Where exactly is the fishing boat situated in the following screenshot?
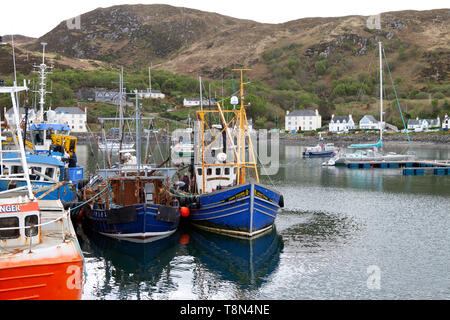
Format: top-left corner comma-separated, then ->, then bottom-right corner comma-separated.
0,42 -> 85,205
322,42 -> 415,166
303,143 -> 338,157
0,82 -> 84,300
79,90 -> 181,242
176,69 -> 284,238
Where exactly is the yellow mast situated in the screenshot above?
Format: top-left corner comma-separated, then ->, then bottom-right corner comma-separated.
232,68 -> 258,184
196,68 -> 259,192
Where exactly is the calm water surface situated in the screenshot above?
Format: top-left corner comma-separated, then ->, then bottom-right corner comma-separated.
75,142 -> 450,300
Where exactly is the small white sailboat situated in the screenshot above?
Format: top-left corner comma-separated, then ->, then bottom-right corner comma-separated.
323,42 -> 415,166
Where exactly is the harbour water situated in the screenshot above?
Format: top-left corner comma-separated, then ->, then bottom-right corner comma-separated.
75,142 -> 450,300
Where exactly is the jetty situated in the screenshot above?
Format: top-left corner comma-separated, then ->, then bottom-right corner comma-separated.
341,160 -> 450,175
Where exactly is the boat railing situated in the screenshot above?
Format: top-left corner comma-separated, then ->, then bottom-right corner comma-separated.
98,167 -> 178,180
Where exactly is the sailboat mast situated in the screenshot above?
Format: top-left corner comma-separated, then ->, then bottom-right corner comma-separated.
119,67 -> 124,138
379,41 -> 383,141
199,76 -> 203,111
149,63 -> 152,92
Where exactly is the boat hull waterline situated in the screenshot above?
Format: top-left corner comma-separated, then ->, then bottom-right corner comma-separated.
190,183 -> 282,237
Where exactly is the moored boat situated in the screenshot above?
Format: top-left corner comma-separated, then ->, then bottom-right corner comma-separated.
79,89 -> 181,242
0,81 -> 84,300
176,69 -> 284,237
303,143 -> 338,158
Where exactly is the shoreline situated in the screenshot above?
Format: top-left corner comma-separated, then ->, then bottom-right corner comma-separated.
70,131 -> 450,146
278,132 -> 450,146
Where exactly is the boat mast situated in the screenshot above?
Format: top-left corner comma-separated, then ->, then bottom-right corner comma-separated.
199,76 -> 203,111
34,42 -> 52,122
135,90 -> 141,173
119,67 -> 124,138
232,68 -> 258,184
379,41 -> 383,142
148,63 -> 152,93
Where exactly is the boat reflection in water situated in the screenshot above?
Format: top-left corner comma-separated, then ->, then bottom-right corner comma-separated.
78,226 -> 180,298
187,226 -> 284,289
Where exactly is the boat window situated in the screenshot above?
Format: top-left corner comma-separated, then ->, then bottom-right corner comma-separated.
45,167 -> 55,179
0,217 -> 20,239
30,167 -> 42,181
25,215 -> 39,237
11,166 -> 24,174
216,168 -> 221,175
225,168 -> 230,175
33,131 -> 45,146
197,168 -> 202,176
207,168 -> 212,176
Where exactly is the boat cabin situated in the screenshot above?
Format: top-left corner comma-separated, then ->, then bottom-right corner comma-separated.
194,165 -> 237,194
0,153 -> 63,183
0,201 -> 40,248
29,123 -> 72,155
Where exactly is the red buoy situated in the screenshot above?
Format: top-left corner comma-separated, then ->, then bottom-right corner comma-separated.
180,207 -> 190,218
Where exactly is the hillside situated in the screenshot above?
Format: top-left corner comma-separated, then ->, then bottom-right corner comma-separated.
0,5 -> 448,128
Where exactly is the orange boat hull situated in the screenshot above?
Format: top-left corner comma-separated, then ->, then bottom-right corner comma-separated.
0,244 -> 84,300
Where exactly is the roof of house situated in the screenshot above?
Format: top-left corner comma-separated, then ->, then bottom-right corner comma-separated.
331,115 -> 350,123
360,115 -> 378,123
5,107 -> 30,115
407,118 -> 440,126
286,110 -> 317,117
407,119 -> 421,126
55,107 -> 85,114
425,119 -> 440,127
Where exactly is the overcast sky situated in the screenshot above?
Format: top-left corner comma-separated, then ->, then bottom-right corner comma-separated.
1,0 -> 448,38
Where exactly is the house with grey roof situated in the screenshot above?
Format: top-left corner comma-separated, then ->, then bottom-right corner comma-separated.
4,107 -> 37,125
137,89 -> 165,99
359,115 -> 380,130
183,98 -> 217,108
54,107 -> 87,133
285,109 -> 322,132
329,114 -> 355,133
407,116 -> 440,132
94,90 -> 127,105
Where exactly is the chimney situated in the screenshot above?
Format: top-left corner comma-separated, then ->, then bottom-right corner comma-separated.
286,110 -> 290,115
315,109 -> 319,116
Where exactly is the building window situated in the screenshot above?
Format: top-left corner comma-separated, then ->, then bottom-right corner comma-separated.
207,168 -> 212,176
197,168 -> 202,176
216,168 -> 221,175
224,168 -> 230,175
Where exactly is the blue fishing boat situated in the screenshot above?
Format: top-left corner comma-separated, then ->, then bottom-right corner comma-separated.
0,43 -> 85,204
79,89 -> 181,242
0,152 -> 83,203
176,69 -> 284,237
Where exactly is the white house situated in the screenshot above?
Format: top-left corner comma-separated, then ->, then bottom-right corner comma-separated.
54,107 -> 88,133
407,117 -> 440,132
329,114 -> 355,133
359,115 -> 380,130
443,114 -> 449,129
285,109 -> 322,132
4,107 -> 37,125
183,98 -> 217,108
137,89 -> 165,99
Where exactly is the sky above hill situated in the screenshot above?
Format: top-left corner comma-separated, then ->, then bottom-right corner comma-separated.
1,0 -> 448,38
